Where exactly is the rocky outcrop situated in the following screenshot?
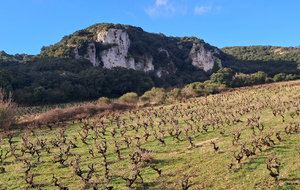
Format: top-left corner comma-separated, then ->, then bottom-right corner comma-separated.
97,29 -> 155,72
97,29 -> 131,68
73,43 -> 100,67
133,55 -> 154,72
72,29 -> 155,72
189,43 -> 222,72
84,43 -> 100,67
158,47 -> 170,58
73,28 -> 222,74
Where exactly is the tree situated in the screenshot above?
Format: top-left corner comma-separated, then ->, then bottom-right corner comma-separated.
210,68 -> 233,86
33,86 -> 47,103
139,87 -> 166,105
0,70 -> 15,92
250,71 -> 267,85
97,97 -> 111,105
231,73 -> 251,87
167,88 -> 183,101
211,61 -> 221,73
183,82 -> 205,97
118,92 -> 139,104
273,73 -> 286,82
60,81 -> 74,99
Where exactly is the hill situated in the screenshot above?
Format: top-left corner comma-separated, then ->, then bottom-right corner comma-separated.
221,46 -> 300,77
0,23 -> 223,105
38,23 -> 222,75
0,23 -> 300,105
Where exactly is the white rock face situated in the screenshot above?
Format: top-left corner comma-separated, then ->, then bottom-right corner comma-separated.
134,55 -> 155,72
189,43 -> 222,72
158,47 -> 170,58
97,29 -> 154,72
73,47 -> 80,60
73,43 -> 100,67
84,43 -> 100,67
73,29 -> 221,74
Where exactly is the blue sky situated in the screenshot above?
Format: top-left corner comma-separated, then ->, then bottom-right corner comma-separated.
1,0 -> 299,55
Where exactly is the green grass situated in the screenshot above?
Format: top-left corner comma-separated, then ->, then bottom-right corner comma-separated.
1,81 -> 300,189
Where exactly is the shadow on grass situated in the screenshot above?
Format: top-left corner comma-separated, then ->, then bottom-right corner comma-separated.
57,163 -> 70,168
241,155 -> 268,170
280,178 -> 300,186
264,145 -> 291,154
135,182 -> 157,190
281,178 -> 300,181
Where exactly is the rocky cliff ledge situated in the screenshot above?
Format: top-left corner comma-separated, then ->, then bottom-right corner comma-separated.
98,29 -> 154,72
73,29 -> 154,72
189,43 -> 222,72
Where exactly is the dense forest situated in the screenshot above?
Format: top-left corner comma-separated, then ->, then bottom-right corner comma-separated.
0,51 -> 209,105
0,24 -> 300,105
221,46 -> 300,76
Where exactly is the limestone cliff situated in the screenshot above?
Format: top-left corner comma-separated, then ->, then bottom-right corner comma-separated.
189,43 -> 222,72
76,29 -> 221,74
73,43 -> 100,67
43,23 -> 222,75
73,29 -> 154,72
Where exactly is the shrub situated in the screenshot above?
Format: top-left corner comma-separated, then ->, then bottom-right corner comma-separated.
285,74 -> 298,81
217,84 -> 227,91
231,73 -> 252,87
250,71 -> 267,84
210,68 -> 233,86
204,83 -> 220,94
139,87 -> 166,106
182,82 -> 205,98
166,88 -> 183,103
182,81 -> 225,98
139,93 -> 151,105
265,77 -> 274,83
29,103 -> 135,127
273,73 -> 286,82
118,92 -> 139,104
182,87 -> 197,98
0,90 -> 17,131
97,97 -> 111,106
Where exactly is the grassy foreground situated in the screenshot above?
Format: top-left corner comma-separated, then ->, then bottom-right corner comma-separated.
1,81 -> 300,189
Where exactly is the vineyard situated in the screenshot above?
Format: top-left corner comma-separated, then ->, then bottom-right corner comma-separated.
15,100 -> 99,116
1,81 -> 300,189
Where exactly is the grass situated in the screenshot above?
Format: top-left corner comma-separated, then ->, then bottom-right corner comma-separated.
1,80 -> 300,189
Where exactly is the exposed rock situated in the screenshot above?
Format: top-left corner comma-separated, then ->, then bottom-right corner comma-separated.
73,43 -> 100,67
134,55 -> 154,72
84,43 -> 100,67
72,28 -> 222,74
189,43 -> 222,72
97,29 -> 155,72
73,47 -> 80,60
97,29 -> 130,69
158,48 -> 170,58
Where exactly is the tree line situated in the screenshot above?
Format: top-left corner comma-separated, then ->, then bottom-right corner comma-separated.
0,54 -> 210,105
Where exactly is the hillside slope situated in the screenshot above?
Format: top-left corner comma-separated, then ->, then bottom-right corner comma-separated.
38,23 -> 222,75
221,46 -> 300,76
2,80 -> 300,189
